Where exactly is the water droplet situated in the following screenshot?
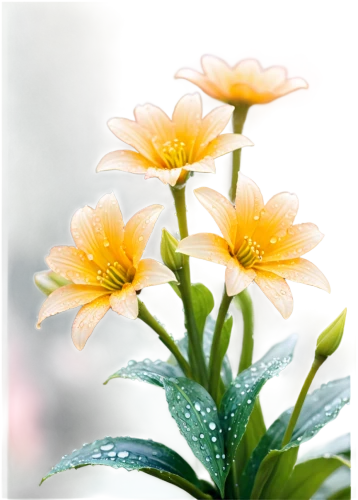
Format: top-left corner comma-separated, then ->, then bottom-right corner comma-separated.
194,403 -> 201,411
247,400 -> 252,404
209,422 -> 216,430
138,236 -> 144,242
270,237 -> 278,244
199,434 -> 204,439
117,451 -> 129,458
91,453 -> 101,459
101,444 -> 114,451
108,451 -> 116,457
185,412 -> 190,419
211,437 -> 217,442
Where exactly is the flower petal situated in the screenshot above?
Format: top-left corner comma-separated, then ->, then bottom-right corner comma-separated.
124,205 -> 163,266
252,192 -> 299,251
177,233 -> 231,266
234,59 -> 262,82
262,223 -> 324,262
144,167 -> 182,186
134,103 -> 173,143
204,133 -> 253,159
107,118 -> 158,163
254,270 -> 293,319
37,285 -> 109,328
71,295 -> 110,350
110,285 -> 138,319
184,157 -> 216,173
132,258 -> 176,291
172,93 -> 202,144
195,105 -> 235,156
201,55 -> 233,93
175,67 -> 223,98
225,258 -> 256,296
96,150 -> 153,174
46,246 -> 100,285
256,258 -> 330,293
235,173 -> 264,250
275,77 -> 309,96
194,187 -> 236,250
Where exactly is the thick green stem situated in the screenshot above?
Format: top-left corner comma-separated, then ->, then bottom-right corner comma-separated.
170,185 -> 208,388
236,289 -> 254,374
281,355 -> 327,447
229,103 -> 250,202
208,289 -> 233,404
137,299 -> 192,379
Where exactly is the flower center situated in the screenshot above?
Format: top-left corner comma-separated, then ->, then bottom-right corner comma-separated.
159,139 -> 187,169
96,262 -> 130,291
236,236 -> 264,268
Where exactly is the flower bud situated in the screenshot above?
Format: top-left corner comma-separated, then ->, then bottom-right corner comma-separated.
315,308 -> 347,358
160,229 -> 183,272
34,270 -> 71,296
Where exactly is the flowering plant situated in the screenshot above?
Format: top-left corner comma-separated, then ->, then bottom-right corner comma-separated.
35,56 -> 350,499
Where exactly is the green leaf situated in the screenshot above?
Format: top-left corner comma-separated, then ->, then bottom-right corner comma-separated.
104,359 -> 183,387
163,376 -> 226,496
218,315 -> 233,360
313,467 -> 351,499
281,455 -> 350,500
219,334 -> 297,472
40,436 -> 211,498
301,433 -> 350,461
242,376 -> 350,499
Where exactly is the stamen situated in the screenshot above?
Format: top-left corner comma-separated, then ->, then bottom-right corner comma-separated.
154,138 -> 188,169
236,238 -> 264,268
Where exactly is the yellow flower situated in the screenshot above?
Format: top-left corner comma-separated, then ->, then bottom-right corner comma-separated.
37,193 -> 176,350
177,174 -> 329,319
96,93 -> 253,186
175,55 -> 308,106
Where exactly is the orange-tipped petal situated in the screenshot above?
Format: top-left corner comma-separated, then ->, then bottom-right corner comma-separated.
196,105 -> 234,154
184,157 -> 216,173
110,285 -> 138,319
96,150 -> 153,174
205,133 -> 253,159
262,223 -> 324,262
194,187 -> 237,250
36,285 -> 109,328
175,68 -> 222,100
144,167 -> 183,186
172,93 -> 202,143
252,192 -> 299,251
225,258 -> 256,296
132,258 -> 176,291
235,173 -> 264,249
134,103 -> 173,143
256,258 -> 330,293
46,246 -> 100,285
254,270 -> 293,319
124,205 -> 163,266
177,233 -> 231,266
71,295 -> 110,350
107,118 -> 158,163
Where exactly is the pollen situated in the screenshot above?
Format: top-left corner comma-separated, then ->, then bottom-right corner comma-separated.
158,138 -> 187,169
96,262 -> 129,291
236,238 -> 264,268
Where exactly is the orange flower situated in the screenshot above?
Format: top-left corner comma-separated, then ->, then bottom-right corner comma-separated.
177,174 -> 329,319
96,93 -> 253,186
37,194 -> 175,349
175,56 -> 308,106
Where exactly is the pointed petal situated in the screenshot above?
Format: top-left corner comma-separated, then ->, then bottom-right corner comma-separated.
254,270 -> 293,319
275,77 -> 309,96
172,93 -> 202,143
225,258 -> 256,296
107,118 -> 158,163
204,133 -> 253,159
234,59 -> 262,81
71,295 -> 110,350
262,223 -> 324,262
196,105 -> 235,155
46,246 -> 101,285
134,103 -> 173,143
124,205 -> 163,266
110,285 -> 138,319
195,187 -> 236,249
144,167 -> 182,186
256,258 -> 330,293
96,150 -> 153,174
71,205 -> 116,270
177,233 -> 231,266
132,258 -> 176,291
36,285 -> 109,328
252,192 -> 299,251
184,157 -> 216,173
175,68 -> 222,100
201,55 -> 233,92
96,191 -> 124,255
235,173 -> 264,249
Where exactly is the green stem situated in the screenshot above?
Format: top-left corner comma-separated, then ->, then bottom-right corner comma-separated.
281,355 -> 327,447
208,288 -> 233,404
236,289 -> 254,374
170,185 -> 208,388
137,299 -> 192,379
229,103 -> 250,202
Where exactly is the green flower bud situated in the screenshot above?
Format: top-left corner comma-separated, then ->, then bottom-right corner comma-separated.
34,270 -> 72,296
160,229 -> 183,272
315,308 -> 347,358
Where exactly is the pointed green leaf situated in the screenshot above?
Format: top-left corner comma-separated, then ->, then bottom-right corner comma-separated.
104,359 -> 183,387
242,376 -> 350,499
163,376 -> 226,496
219,334 -> 297,472
281,455 -> 350,500
313,467 -> 351,499
301,433 -> 350,462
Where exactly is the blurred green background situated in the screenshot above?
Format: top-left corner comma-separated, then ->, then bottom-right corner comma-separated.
2,3 -> 352,499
